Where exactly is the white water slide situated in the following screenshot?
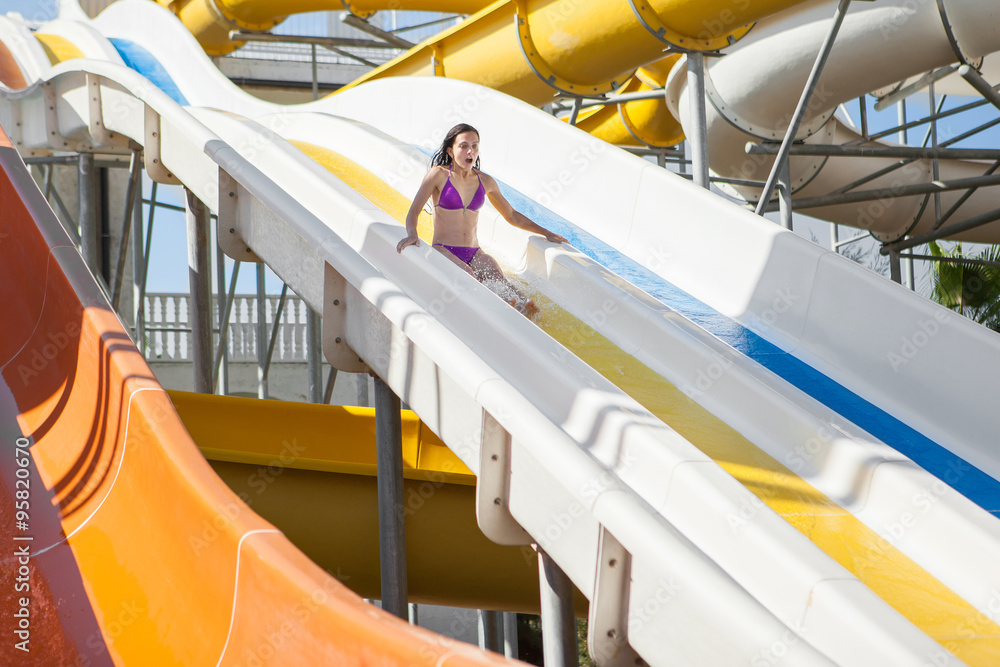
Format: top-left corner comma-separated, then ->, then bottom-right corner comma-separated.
2,0 -> 1000,664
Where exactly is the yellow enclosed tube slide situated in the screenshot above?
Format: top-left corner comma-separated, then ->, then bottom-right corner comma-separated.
340,0 -> 792,105
574,59 -> 684,148
156,0 -> 494,55
163,0 -> 811,98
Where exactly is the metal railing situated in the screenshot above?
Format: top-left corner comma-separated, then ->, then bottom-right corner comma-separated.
142,292 -> 310,363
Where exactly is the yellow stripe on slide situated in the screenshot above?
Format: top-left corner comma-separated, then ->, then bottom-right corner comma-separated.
290,140 -> 1000,663
34,33 -> 85,65
540,310 -> 1000,664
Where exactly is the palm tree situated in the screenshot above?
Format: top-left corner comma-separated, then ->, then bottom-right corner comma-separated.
928,241 -> 1000,332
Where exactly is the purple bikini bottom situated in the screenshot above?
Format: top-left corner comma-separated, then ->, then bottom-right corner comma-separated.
433,243 -> 479,266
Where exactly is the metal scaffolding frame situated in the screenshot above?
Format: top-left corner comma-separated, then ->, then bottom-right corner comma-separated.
742,60 -> 1000,285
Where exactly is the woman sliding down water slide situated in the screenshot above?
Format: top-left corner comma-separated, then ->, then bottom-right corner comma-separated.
397,123 -> 567,318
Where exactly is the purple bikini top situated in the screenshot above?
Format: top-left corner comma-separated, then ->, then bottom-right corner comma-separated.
436,164 -> 486,212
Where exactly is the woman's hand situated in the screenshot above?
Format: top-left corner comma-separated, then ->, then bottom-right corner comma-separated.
543,230 -> 568,244
397,233 -> 420,253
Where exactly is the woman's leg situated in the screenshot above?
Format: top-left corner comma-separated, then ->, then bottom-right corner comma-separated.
471,251 -> 538,317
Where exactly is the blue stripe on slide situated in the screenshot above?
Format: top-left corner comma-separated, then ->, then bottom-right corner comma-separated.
107,38 -> 188,106
493,176 -> 1000,517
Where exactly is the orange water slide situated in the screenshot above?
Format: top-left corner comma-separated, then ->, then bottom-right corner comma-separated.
0,123 -> 519,665
0,38 -> 27,89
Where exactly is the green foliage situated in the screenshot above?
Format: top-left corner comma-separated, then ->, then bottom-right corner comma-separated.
576,619 -> 597,667
928,241 -> 1000,332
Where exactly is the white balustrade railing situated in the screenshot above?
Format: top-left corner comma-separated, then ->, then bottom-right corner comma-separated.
142,293 -> 311,363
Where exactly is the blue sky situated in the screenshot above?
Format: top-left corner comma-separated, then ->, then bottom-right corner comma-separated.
1,0 -> 56,22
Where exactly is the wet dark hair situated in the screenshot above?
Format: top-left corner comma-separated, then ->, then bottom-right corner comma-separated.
431,123 -> 481,169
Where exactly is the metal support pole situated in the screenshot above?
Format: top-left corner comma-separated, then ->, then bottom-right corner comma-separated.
503,611 -> 519,659
98,165 -> 110,283
215,237 -> 230,395
131,165 -> 145,353
929,82 -> 941,225
889,248 -> 902,284
873,65 -> 957,112
260,284 -> 289,384
858,95 -> 869,140
568,97 -> 583,126
882,206 -> 1000,252
78,152 -> 100,273
256,263 -> 269,399
40,164 -> 79,243
311,43 -> 319,101
577,88 -> 667,109
777,157 -> 793,230
137,182 -> 157,360
749,142 -> 1000,161
959,65 -> 1000,114
867,94 -> 992,143
538,549 -> 577,667
228,29 -> 396,50
186,188 -> 213,393
111,150 -> 141,311
835,231 -> 871,249
323,368 -> 338,404
830,222 -> 840,253
479,610 -> 504,653
755,0 -> 852,215
897,98 -> 907,145
686,53 -> 710,189
341,13 -> 415,48
828,109 -> 994,199
901,253 -> 1000,269
757,172 -> 1000,212
374,376 -> 408,620
936,159 -> 1000,231
212,261 -> 241,392
358,374 -> 370,406
307,307 -> 323,403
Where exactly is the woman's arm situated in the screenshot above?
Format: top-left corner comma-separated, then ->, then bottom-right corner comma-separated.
483,174 -> 568,244
397,168 -> 442,253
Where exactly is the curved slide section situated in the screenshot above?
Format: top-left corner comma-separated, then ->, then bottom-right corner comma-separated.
666,0 -> 1000,242
0,125 -> 513,665
334,0 -> 790,106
